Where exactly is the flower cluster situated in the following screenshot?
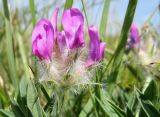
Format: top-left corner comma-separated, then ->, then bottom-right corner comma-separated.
32,8 -> 105,86
126,23 -> 140,49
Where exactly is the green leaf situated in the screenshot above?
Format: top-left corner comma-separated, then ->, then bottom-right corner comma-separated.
95,90 -> 126,117
17,93 -> 33,117
95,97 -> 119,117
136,89 -> 160,117
106,99 -> 126,117
19,76 -> 29,98
107,0 -> 138,83
79,98 -> 93,117
143,80 -> 157,101
137,108 -> 148,117
10,98 -> 25,117
0,109 -> 15,117
100,0 -> 110,39
17,77 -> 32,116
128,90 -> 136,111
126,106 -> 134,117
50,99 -> 58,117
27,80 -> 44,117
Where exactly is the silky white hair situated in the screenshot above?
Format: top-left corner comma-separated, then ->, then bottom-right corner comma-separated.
37,47 -> 99,90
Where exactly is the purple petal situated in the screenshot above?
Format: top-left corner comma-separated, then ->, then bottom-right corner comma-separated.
88,26 -> 100,61
57,31 -> 66,53
37,39 -> 49,60
62,8 -> 85,49
32,19 -> 54,60
32,39 -> 42,60
86,26 -> 106,67
99,42 -> 106,60
126,23 -> 140,49
130,23 -> 140,43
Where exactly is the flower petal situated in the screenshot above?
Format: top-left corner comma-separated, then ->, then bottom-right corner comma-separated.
99,42 -> 106,60
37,38 -> 49,60
126,23 -> 140,49
88,26 -> 100,61
130,23 -> 140,43
32,19 -> 54,60
85,26 -> 106,67
62,8 -> 85,49
57,31 -> 66,53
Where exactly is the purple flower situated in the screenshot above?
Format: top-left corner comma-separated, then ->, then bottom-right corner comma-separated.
57,31 -> 66,54
86,26 -> 106,66
32,19 -> 54,61
50,8 -> 68,59
32,8 -> 107,85
126,23 -> 140,49
32,7 -> 106,65
62,8 -> 85,49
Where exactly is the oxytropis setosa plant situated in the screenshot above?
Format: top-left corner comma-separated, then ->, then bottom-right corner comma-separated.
32,8 -> 105,87
126,23 -> 140,49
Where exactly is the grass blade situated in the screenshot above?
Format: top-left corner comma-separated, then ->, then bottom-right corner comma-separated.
81,0 -> 89,27
100,0 -> 110,39
143,79 -> 157,101
107,0 -> 138,83
29,0 -> 37,78
16,33 -> 30,78
29,0 -> 36,26
10,98 -> 25,117
79,98 -> 93,117
64,0 -> 73,9
2,0 -> 18,91
136,89 -> 160,117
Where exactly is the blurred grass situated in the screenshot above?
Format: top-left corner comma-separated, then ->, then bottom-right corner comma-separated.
81,0 -> 89,27
2,0 -> 18,91
100,0 -> 110,39
16,32 -> 30,78
29,0 -> 36,26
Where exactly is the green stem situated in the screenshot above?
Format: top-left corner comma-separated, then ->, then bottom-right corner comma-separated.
107,0 -> 138,83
